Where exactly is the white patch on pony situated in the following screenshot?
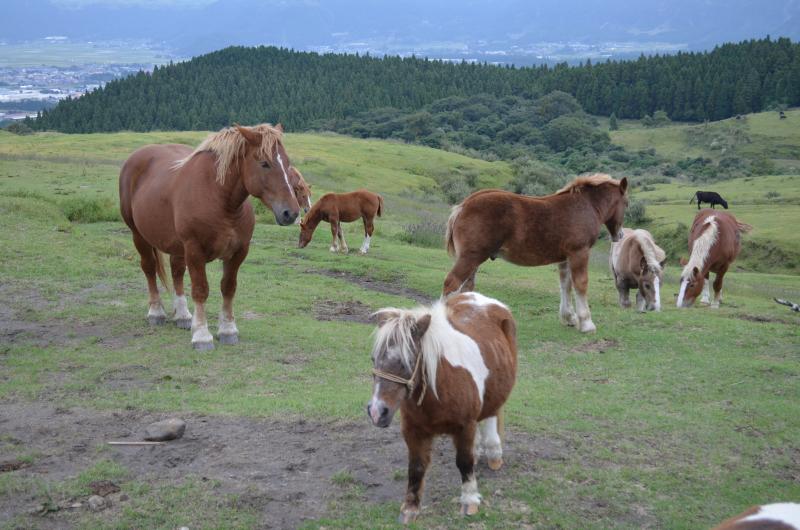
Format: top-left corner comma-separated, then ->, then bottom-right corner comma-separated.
172,295 -> 191,320
676,278 -> 688,308
191,311 -> 213,345
148,304 -> 166,319
276,153 -> 293,197
462,292 -> 509,310
711,289 -> 722,309
460,475 -> 481,506
360,234 -> 371,254
478,417 -> 502,461
368,381 -> 385,424
218,313 -> 238,336
653,276 -> 661,311
741,503 -> 800,527
573,291 -> 596,333
701,281 -> 711,304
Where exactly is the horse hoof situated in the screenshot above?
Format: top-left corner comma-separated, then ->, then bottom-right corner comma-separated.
148,315 -> 166,326
192,340 -> 214,351
218,333 -> 239,345
488,457 -> 503,471
710,302 -> 720,309
579,321 -> 597,333
460,503 -> 479,516
174,318 -> 192,330
398,509 -> 419,524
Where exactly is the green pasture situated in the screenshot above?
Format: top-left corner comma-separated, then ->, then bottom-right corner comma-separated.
0,130 -> 798,529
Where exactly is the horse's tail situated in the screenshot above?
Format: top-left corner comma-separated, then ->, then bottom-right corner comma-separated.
737,221 -> 753,234
445,203 -> 463,257
376,195 -> 384,217
153,249 -> 171,292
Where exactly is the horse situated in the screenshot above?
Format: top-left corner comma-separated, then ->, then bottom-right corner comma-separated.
610,228 -> 666,312
712,503 -> 800,530
691,191 -> 729,209
367,291 -> 517,523
298,189 -> 383,254
119,123 -> 300,350
443,174 -> 628,333
677,209 -> 751,309
288,166 -> 312,223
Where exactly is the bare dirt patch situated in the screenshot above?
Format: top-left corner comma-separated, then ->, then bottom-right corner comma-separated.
735,313 -> 795,325
572,339 -> 620,354
0,459 -> 30,473
313,300 -> 375,324
0,402 -> 569,529
310,269 -> 433,304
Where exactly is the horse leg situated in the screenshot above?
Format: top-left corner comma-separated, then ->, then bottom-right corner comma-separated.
711,266 -> 727,309
185,244 -> 213,350
329,219 -> 339,253
218,247 -> 247,345
616,282 -> 631,309
569,251 -> 596,333
400,427 -> 433,524
337,222 -> 349,253
131,231 -> 166,325
701,272 -> 711,304
170,254 -> 192,329
478,416 -> 503,470
360,216 -> 373,254
443,256 -> 481,295
635,290 -> 646,312
558,261 -> 578,326
453,422 -> 480,516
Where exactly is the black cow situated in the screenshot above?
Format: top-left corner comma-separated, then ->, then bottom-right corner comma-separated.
690,191 -> 728,209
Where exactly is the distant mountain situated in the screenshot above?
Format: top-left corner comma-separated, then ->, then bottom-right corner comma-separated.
31,38 -> 800,133
5,0 -> 800,63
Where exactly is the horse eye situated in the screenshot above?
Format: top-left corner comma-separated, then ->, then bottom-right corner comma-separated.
260,161 -> 271,169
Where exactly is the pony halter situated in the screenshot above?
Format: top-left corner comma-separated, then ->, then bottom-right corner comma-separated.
372,350 -> 428,406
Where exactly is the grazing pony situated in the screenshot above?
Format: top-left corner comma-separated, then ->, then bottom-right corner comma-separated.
610,228 -> 666,311
712,503 -> 800,530
367,292 -> 517,523
288,166 -> 312,223
677,209 -> 751,309
444,174 -> 628,333
119,124 -> 300,350
298,189 -> 383,254
691,190 -> 729,209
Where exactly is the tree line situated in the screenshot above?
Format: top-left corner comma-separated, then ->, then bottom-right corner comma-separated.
29,37 -> 800,133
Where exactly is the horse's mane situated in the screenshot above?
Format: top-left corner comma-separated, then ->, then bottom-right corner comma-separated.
372,299 -> 480,400
173,123 -> 283,185
630,229 -> 666,273
556,173 -> 621,195
682,216 -> 719,277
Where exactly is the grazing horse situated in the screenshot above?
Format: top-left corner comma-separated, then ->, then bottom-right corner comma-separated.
712,503 -> 800,530
298,189 -> 383,254
677,209 -> 751,309
367,292 -> 517,523
443,174 -> 628,333
119,123 -> 300,350
610,228 -> 666,312
691,191 -> 729,209
288,166 -> 312,223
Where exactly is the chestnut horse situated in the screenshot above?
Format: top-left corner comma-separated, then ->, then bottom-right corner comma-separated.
677,209 -> 751,309
288,166 -> 312,223
610,228 -> 666,312
368,292 -> 517,523
444,174 -> 628,333
298,189 -> 383,254
712,503 -> 800,530
119,123 -> 300,350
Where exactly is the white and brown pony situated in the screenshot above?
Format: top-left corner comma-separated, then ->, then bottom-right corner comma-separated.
610,228 -> 666,312
298,189 -> 383,254
677,209 -> 751,309
444,174 -> 628,333
288,166 -> 312,223
367,292 -> 517,523
712,503 -> 800,530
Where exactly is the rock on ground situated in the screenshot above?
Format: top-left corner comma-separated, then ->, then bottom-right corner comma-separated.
144,418 -> 186,441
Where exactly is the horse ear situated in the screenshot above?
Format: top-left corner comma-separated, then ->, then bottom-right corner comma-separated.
679,257 -> 688,266
373,309 -> 400,327
412,314 -> 432,340
619,177 -> 628,194
275,123 -> 284,132
660,259 -> 667,269
640,256 -> 648,272
234,124 -> 262,147
691,266 -> 700,279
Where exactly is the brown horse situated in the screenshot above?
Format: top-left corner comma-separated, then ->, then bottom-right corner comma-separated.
610,228 -> 666,312
298,189 -> 383,254
288,166 -> 312,223
368,292 -> 517,523
712,503 -> 800,530
677,209 -> 751,309
444,174 -> 628,333
119,123 -> 300,350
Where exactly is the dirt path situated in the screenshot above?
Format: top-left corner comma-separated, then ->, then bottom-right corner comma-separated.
0,402 -> 568,529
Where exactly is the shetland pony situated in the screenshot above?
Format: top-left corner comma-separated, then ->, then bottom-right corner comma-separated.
444,174 -> 628,333
712,503 -> 800,530
610,228 -> 666,311
367,292 -> 517,523
298,189 -> 383,254
119,124 -> 300,350
677,209 -> 751,308
288,166 -> 312,223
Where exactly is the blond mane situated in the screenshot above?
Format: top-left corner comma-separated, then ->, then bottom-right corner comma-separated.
631,229 -> 666,273
556,173 -> 621,195
682,216 -> 719,278
173,123 -> 284,184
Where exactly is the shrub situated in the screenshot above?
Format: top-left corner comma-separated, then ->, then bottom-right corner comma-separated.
60,197 -> 120,223
506,158 -> 567,196
765,190 -> 781,199
399,216 -> 446,248
5,121 -> 33,135
624,199 -> 649,225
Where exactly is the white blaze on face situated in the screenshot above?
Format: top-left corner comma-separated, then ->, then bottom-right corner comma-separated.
676,278 -> 688,308
653,276 -> 661,311
275,153 -> 293,196
368,381 -> 385,424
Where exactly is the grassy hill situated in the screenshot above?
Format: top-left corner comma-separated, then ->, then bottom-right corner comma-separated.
0,129 -> 798,529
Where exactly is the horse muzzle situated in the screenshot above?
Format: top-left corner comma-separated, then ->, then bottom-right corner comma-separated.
366,401 -> 394,428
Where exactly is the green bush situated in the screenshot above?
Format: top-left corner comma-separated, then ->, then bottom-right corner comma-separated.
60,197 -> 120,223
5,121 -> 34,135
624,199 -> 649,225
506,158 -> 567,196
399,216 -> 446,248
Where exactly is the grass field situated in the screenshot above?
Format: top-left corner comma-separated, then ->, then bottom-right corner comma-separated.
0,127 -> 799,529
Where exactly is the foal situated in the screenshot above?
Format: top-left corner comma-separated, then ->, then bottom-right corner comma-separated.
288,166 -> 312,223
610,228 -> 666,311
298,189 -> 383,254
368,292 -> 517,523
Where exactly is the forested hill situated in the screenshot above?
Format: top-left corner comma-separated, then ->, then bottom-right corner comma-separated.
32,37 -> 800,133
